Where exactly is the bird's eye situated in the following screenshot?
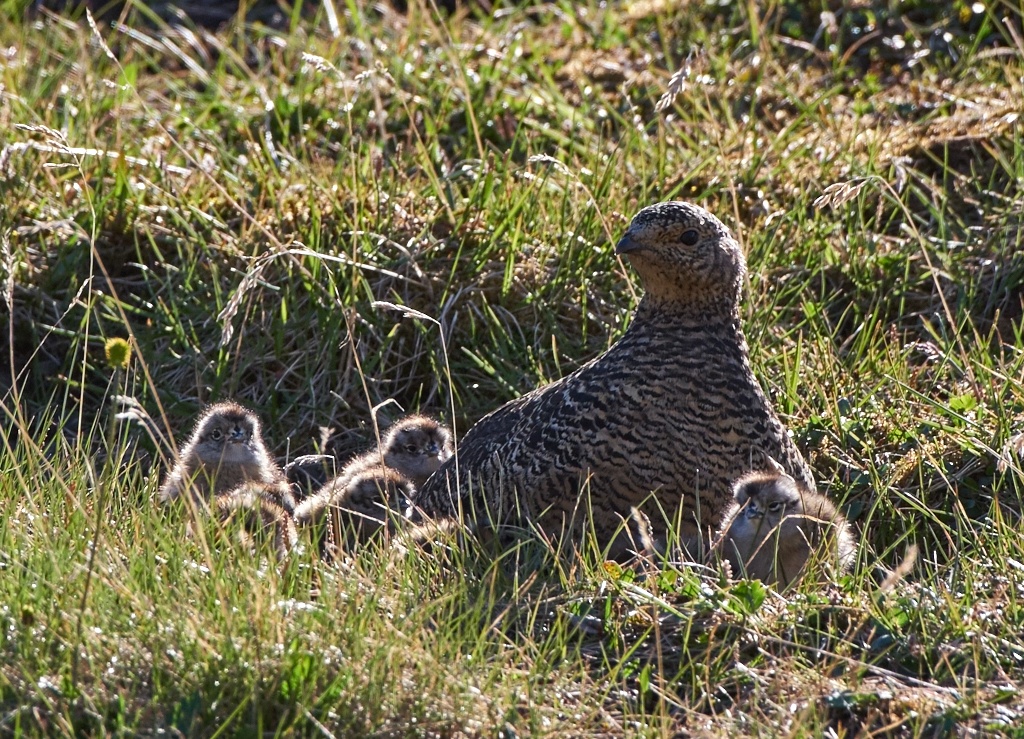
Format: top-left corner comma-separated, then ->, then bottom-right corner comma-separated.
209,429 -> 223,441
404,444 -> 419,454
681,229 -> 700,246
767,501 -> 783,513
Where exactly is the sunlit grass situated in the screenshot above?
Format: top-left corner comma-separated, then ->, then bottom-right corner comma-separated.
2,0 -> 1024,734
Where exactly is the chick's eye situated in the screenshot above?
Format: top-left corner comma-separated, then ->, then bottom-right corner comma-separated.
404,444 -> 419,454
681,229 -> 700,246
209,429 -> 223,441
767,502 -> 783,513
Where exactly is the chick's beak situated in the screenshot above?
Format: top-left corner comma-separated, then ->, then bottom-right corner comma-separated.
229,426 -> 247,442
615,232 -> 642,254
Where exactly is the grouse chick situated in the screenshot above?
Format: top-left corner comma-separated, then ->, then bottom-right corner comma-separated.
323,467 -> 417,552
714,471 -> 855,587
372,413 -> 454,487
214,482 -> 300,561
409,201 -> 816,559
294,414 -> 452,554
284,454 -> 338,504
158,401 -> 295,513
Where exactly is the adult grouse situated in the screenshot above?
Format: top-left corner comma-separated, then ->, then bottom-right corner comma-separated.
409,201 -> 815,558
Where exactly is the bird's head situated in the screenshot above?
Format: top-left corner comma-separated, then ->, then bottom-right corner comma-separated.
382,415 -> 454,484
191,401 -> 264,465
732,470 -> 802,527
615,201 -> 746,319
349,467 -> 417,516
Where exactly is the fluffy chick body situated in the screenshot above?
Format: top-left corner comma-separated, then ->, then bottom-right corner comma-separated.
323,467 -> 417,551
158,401 -> 295,513
715,471 -> 855,587
214,482 -> 299,560
294,415 -> 452,554
284,454 -> 338,504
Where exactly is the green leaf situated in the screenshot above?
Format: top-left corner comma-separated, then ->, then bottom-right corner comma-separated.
725,580 -> 767,616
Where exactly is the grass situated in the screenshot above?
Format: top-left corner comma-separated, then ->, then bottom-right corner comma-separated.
2,0 -> 1024,734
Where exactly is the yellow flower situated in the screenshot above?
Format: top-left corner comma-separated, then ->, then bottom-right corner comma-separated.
104,338 -> 131,369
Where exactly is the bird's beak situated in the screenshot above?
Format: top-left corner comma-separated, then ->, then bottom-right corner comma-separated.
615,232 -> 642,254
745,507 -> 763,520
229,427 -> 247,442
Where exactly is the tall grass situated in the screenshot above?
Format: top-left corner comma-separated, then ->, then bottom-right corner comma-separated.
2,0 -> 1024,734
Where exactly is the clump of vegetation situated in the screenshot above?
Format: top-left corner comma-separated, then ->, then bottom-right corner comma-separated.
1,0 -> 1023,734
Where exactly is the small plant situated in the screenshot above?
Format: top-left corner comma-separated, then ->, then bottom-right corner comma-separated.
103,337 -> 131,370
